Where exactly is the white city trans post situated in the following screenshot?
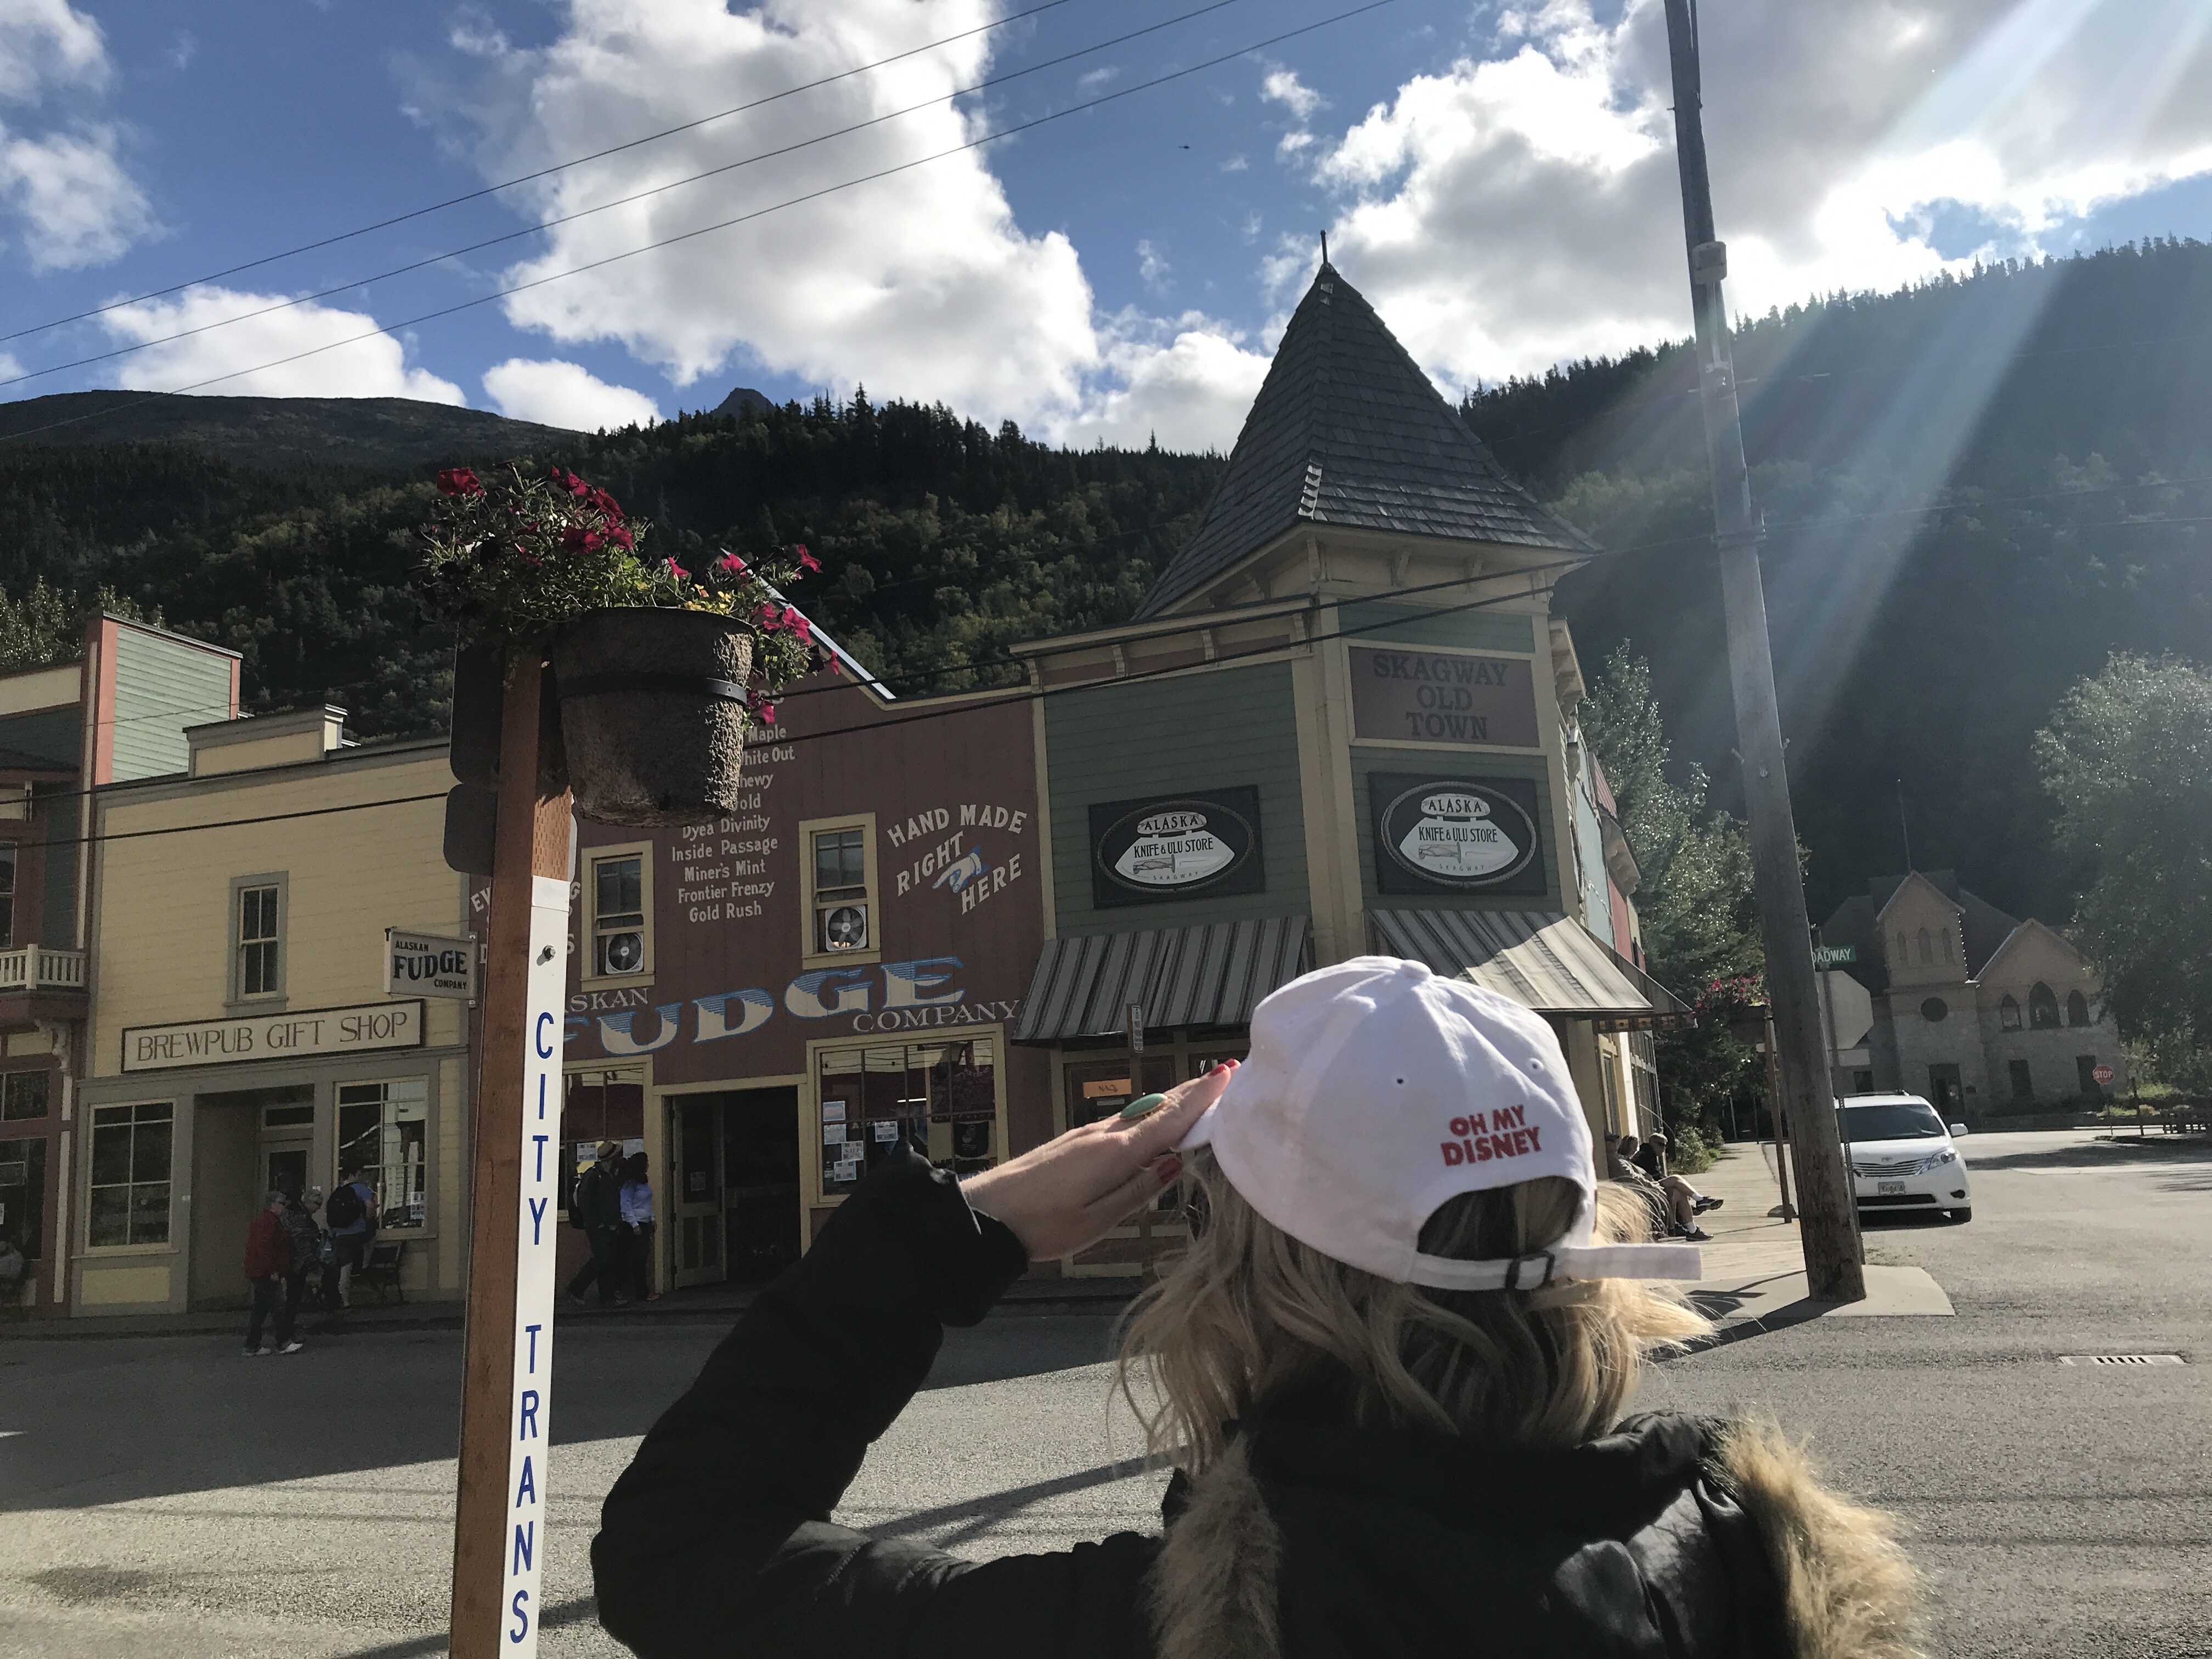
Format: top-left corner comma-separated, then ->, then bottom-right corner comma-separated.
502,874 -> 571,1650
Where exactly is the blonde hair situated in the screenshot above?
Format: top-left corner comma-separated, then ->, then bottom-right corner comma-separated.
1116,1150 -> 1709,1470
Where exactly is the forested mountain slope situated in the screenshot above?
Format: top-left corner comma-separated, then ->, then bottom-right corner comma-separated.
0,238 -> 2205,927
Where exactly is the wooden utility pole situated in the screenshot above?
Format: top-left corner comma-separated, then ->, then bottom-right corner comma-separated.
1660,0 -> 1861,1298
450,659 -> 573,1657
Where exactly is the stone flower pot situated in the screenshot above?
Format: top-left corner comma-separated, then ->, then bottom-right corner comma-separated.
550,607 -> 754,826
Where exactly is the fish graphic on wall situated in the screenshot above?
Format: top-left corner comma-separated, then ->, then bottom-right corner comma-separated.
932,849 -> 989,894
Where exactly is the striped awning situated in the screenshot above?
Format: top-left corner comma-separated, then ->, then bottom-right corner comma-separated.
1014,916 -> 1310,1043
1367,908 -> 1692,1028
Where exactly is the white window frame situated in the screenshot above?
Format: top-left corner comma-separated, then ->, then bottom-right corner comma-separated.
334,1076 -> 431,1233
798,814 -> 879,968
84,1098 -> 176,1252
581,842 -> 654,988
228,871 -> 288,1006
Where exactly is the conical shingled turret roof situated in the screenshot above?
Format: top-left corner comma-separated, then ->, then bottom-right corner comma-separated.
1137,263 -> 1591,617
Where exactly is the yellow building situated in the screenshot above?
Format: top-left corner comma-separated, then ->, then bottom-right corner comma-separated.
73,707 -> 470,1315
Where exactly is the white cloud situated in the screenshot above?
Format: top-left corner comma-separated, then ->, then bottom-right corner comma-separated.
1304,0 -> 2212,389
482,358 -> 662,430
1259,67 -> 1324,122
0,0 -> 109,104
100,285 -> 466,403
1136,238 -> 1169,291
432,0 -> 1100,428
1076,64 -> 1118,92
0,122 -> 151,269
0,0 -> 153,269
1062,311 -> 1268,452
1220,153 -> 1248,173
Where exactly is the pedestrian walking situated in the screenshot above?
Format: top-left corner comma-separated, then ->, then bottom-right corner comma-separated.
280,1187 -> 325,1323
242,1191 -> 302,1356
323,1162 -> 379,1310
567,1140 -> 629,1307
594,957 -> 1921,1658
620,1151 -> 659,1303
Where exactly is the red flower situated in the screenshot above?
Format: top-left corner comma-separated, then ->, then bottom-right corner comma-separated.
563,470 -> 589,498
755,702 -> 775,723
667,560 -> 690,581
560,526 -> 603,554
608,524 -> 634,552
589,486 -> 624,520
795,544 -> 820,573
718,552 -> 747,575
755,601 -> 781,627
780,606 -> 811,645
436,467 -> 483,497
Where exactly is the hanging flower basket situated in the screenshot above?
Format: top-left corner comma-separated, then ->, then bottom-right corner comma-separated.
550,608 -> 755,826
417,461 -> 827,826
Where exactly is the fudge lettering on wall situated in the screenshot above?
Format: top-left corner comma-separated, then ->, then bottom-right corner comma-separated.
1370,774 -> 1546,896
1087,787 -> 1265,909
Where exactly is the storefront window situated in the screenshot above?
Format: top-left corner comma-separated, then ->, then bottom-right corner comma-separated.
88,1102 -> 171,1246
337,1079 -> 428,1229
0,1135 -> 44,1261
817,1039 -> 997,1192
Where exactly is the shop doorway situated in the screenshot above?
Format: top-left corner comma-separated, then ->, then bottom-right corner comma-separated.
667,1088 -> 801,1289
1926,1063 -> 1963,1117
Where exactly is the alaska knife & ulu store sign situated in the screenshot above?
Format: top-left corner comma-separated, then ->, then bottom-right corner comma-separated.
1371,774 -> 1544,895
1089,786 -> 1265,907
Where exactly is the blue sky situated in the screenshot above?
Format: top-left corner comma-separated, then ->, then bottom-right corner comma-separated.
2,0 -> 2209,448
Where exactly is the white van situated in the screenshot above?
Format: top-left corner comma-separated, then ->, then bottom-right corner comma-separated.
1837,1093 -> 1973,1223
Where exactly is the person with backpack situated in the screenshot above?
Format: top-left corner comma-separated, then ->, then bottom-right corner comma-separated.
567,1140 -> 630,1308
324,1162 -> 378,1310
594,957 -> 1922,1659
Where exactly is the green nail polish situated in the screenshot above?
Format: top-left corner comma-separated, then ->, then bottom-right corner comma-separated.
1120,1092 -> 1167,1119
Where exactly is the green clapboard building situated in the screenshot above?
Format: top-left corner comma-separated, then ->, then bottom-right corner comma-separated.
1011,263 -> 1685,1269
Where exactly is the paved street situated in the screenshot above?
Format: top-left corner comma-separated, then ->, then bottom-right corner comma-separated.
3,1128 -> 2208,1657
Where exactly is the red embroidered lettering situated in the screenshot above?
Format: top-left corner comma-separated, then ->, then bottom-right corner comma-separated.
1441,1141 -> 1466,1166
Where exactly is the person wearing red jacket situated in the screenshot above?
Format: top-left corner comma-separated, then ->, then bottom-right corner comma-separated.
243,1192 -> 303,1357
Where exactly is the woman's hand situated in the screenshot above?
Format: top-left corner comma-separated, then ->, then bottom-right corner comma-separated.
961,1063 -> 1234,1261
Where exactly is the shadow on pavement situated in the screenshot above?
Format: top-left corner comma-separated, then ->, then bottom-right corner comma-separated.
1962,1137 -> 2211,1172
0,1315 -> 1124,1513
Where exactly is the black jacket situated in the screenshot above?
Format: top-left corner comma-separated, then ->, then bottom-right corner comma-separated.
575,1160 -> 625,1232
592,1152 -> 1790,1659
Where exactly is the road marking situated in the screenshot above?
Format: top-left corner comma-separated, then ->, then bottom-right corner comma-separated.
2057,1354 -> 2186,1365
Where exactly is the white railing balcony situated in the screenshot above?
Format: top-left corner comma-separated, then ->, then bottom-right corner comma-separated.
0,947 -> 87,992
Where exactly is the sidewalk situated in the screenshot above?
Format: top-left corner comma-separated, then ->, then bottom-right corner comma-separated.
1680,1142 -> 1952,1327
0,1267 -> 1141,1342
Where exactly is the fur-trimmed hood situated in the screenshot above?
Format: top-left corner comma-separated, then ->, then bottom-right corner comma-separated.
1150,1413 -> 1923,1659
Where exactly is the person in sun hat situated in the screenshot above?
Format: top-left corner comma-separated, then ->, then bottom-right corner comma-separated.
593,955 -> 1923,1659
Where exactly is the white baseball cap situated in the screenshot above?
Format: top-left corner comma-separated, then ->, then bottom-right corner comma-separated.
1178,956 -> 1701,1291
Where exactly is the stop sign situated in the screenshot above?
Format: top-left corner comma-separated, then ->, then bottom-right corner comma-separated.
2094,1064 -> 2115,1085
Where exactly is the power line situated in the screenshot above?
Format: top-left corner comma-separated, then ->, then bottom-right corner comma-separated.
71,552 -> 1564,847
0,0 -> 1406,446
0,0 -> 1251,396
0,0 -> 1081,351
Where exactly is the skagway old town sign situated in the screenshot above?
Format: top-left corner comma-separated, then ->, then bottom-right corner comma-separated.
1348,646 -> 1540,748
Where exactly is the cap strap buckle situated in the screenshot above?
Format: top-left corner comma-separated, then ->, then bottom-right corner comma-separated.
1500,1252 -> 1556,1290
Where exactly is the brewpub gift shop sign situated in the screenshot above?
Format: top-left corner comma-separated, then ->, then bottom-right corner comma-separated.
123,1000 -> 424,1071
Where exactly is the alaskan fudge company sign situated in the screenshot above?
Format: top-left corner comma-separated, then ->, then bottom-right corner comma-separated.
123,1001 -> 425,1072
1348,647 -> 1540,748
1089,787 -> 1265,908
1371,774 -> 1545,896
